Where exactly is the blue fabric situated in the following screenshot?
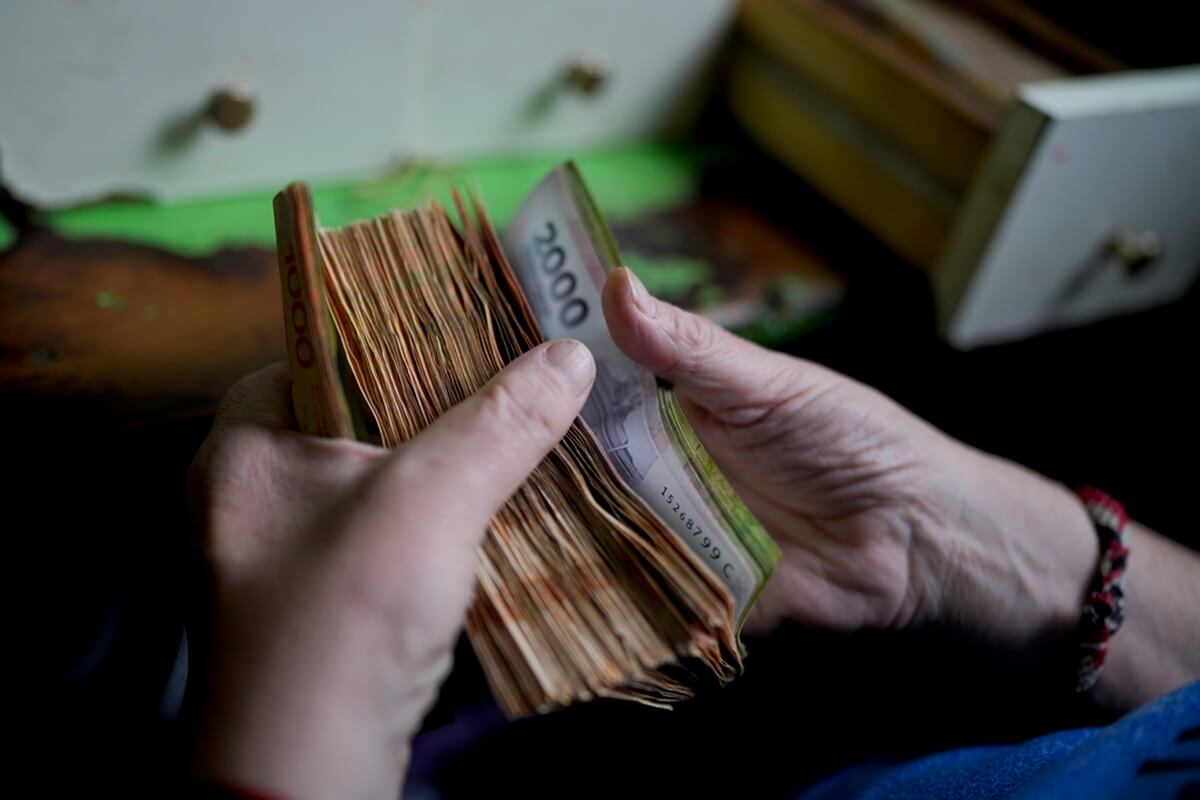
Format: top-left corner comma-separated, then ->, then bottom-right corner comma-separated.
798,680 -> 1200,800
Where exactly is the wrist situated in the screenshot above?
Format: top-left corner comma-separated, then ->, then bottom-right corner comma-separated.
190,596 -> 434,800
920,440 -> 1099,651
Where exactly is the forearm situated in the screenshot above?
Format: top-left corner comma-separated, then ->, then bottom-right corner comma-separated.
932,443 -> 1200,712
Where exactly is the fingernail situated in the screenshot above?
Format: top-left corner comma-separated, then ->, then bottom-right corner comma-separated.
545,339 -> 595,396
623,268 -> 656,319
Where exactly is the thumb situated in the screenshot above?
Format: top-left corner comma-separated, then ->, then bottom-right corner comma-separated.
377,339 -> 595,548
602,267 -> 794,412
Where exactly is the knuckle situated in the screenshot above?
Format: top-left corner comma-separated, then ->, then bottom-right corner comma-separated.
477,377 -> 522,429
479,370 -> 562,448
666,309 -> 718,376
216,371 -> 264,419
189,426 -> 276,512
213,362 -> 292,429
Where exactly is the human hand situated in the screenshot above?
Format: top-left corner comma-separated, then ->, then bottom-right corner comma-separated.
184,340 -> 595,800
602,268 -> 1098,652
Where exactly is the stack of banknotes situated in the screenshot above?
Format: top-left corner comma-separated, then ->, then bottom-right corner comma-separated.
273,164 -> 779,717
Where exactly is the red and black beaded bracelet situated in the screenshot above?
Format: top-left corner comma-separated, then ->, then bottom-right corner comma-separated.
1074,486 -> 1131,693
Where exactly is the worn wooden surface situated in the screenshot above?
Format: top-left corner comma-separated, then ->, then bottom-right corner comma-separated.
1,198 -> 839,430
1,232 -> 283,427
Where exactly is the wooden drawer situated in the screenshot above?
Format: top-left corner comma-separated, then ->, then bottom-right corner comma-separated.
727,0 -> 1200,347
0,0 -> 732,206
936,68 -> 1200,347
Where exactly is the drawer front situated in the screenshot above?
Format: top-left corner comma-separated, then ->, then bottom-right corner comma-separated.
0,0 -> 731,206
940,67 -> 1200,348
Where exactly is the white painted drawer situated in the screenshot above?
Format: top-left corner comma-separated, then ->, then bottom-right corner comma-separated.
0,0 -> 731,205
935,66 -> 1200,348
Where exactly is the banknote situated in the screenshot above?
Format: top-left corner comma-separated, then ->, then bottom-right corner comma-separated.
503,164 -> 779,624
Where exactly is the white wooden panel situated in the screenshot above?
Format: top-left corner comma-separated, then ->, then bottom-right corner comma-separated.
0,0 -> 732,206
419,0 -> 730,156
945,66 -> 1200,348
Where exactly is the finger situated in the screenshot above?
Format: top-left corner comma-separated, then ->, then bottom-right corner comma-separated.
211,362 -> 296,432
377,339 -> 595,546
601,268 -> 799,412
